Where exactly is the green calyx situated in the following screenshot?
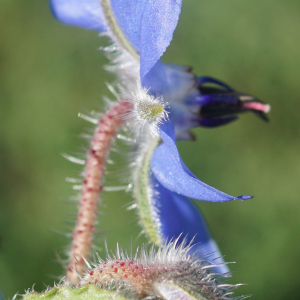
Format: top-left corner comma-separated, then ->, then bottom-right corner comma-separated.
142,103 -> 165,122
23,285 -> 128,300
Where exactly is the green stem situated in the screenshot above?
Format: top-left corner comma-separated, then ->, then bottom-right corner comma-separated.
100,0 -> 140,61
134,136 -> 162,245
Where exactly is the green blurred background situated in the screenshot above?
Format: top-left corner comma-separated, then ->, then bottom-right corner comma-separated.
1,0 -> 300,299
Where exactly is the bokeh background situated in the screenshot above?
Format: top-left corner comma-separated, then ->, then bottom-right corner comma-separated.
1,0 -> 300,299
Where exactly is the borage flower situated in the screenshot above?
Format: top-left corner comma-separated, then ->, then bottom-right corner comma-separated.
133,63 -> 270,274
50,0 -> 269,276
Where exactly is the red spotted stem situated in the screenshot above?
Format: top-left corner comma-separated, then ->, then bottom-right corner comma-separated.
66,100 -> 132,282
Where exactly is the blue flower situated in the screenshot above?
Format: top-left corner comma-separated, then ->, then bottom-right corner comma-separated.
50,0 -> 182,81
50,0 -> 269,274
150,64 -> 269,201
144,66 -> 269,274
163,66 -> 270,136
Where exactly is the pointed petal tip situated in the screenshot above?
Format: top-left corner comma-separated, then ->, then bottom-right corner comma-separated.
237,195 -> 253,200
49,0 -> 106,31
153,126 -> 252,203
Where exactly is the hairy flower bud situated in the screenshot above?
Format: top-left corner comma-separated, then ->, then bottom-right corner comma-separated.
78,240 -> 247,300
23,241 -> 247,300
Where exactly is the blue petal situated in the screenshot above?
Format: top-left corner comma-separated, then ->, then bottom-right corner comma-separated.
111,0 -> 182,80
152,175 -> 229,274
50,0 -> 106,31
151,121 -> 252,202
141,61 -> 169,96
51,1 -> 182,80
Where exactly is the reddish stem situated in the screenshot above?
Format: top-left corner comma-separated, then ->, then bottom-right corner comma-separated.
66,100 -> 132,282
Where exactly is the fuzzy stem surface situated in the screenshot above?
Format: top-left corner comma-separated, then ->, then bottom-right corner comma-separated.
66,100 -> 132,282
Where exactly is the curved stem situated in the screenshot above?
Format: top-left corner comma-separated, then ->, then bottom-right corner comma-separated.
133,136 -> 162,245
100,0 -> 140,61
66,100 -> 132,282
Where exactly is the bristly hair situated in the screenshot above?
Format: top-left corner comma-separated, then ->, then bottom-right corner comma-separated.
98,0 -> 169,138
79,239 -> 249,300
121,83 -> 169,137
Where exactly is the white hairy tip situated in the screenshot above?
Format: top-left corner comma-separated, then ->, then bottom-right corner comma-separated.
124,83 -> 168,135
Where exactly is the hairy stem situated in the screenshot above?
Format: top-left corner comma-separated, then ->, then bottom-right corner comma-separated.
66,100 -> 132,282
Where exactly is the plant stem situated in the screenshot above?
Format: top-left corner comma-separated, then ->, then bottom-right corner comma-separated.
66,100 -> 132,282
100,0 -> 140,61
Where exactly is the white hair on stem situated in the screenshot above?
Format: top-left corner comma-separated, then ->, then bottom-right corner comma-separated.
121,83 -> 169,136
98,0 -> 169,137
